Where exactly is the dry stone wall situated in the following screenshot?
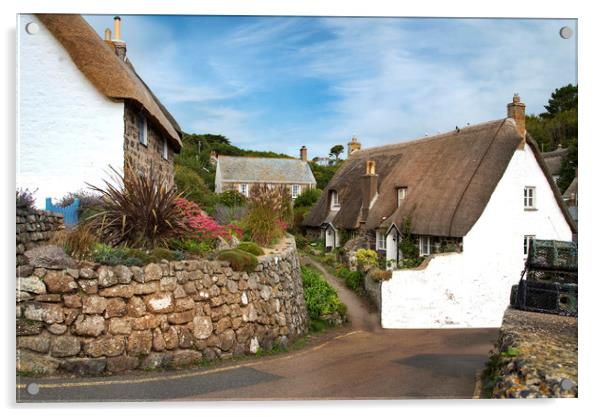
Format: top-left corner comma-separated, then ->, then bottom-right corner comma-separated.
16,236 -> 308,376
16,207 -> 63,268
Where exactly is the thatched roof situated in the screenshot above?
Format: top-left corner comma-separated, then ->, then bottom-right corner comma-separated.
36,14 -> 182,150
303,119 -> 576,236
217,156 -> 316,184
542,147 -> 569,176
563,176 -> 578,201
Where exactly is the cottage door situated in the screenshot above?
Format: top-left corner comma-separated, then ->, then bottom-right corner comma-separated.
386,232 -> 398,269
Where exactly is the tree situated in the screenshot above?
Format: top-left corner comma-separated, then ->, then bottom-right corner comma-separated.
329,144 -> 344,160
309,161 -> 341,190
541,84 -> 578,119
556,139 -> 578,193
525,83 -> 578,193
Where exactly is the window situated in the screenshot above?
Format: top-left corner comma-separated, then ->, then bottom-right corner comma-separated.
239,184 -> 249,197
137,113 -> 148,146
524,186 -> 536,209
419,236 -> 432,256
524,235 -> 535,256
162,138 -> 169,160
330,190 -> 340,210
376,231 -> 386,250
291,184 -> 301,199
397,187 -> 407,207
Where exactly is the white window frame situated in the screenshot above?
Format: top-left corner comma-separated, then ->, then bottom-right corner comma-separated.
138,113 -> 148,146
239,183 -> 249,197
524,186 -> 536,209
291,184 -> 301,199
330,191 -> 340,210
524,235 -> 535,257
397,187 -> 407,207
162,138 -> 169,160
376,231 -> 386,250
419,236 -> 432,256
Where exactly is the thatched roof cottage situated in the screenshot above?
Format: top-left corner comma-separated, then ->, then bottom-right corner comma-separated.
18,14 -> 182,206
304,96 -> 576,328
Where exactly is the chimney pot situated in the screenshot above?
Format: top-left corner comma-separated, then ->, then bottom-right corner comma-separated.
300,146 -> 308,162
507,94 -> 526,145
104,28 -> 112,41
113,16 -> 122,40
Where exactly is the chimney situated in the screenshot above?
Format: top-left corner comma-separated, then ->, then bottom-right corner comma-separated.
360,160 -> 378,223
300,146 -> 308,162
347,136 -> 361,157
104,28 -> 112,41
507,93 -> 526,147
111,16 -> 127,61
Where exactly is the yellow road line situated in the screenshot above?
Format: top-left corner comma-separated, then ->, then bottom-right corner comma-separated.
17,330 -> 363,390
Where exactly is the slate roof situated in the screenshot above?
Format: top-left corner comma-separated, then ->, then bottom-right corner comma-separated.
304,119 -> 576,236
217,156 -> 316,184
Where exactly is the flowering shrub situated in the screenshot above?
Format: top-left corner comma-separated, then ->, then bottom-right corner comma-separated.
176,198 -> 241,242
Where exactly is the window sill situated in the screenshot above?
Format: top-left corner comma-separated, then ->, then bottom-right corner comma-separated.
524,207 -> 538,212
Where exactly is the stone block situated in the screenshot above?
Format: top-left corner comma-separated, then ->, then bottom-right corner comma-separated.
73,315 -> 105,337
60,358 -> 107,376
44,271 -> 78,293
84,336 -> 126,358
82,295 -> 107,314
50,335 -> 81,357
127,330 -> 153,355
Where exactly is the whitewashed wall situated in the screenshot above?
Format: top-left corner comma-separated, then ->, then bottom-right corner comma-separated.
381,145 -> 573,328
17,15 -> 124,208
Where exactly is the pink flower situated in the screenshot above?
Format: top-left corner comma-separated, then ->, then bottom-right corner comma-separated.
176,198 -> 240,242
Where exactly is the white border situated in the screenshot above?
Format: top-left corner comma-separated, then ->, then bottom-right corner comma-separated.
2,1 -> 599,417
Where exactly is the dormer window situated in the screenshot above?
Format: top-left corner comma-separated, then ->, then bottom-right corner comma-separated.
138,113 -> 148,146
397,187 -> 407,207
330,190 -> 340,210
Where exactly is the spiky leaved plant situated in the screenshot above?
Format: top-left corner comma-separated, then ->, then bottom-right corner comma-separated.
244,184 -> 292,246
87,160 -> 187,249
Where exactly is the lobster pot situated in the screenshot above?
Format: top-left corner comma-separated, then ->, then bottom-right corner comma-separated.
527,270 -> 578,285
528,239 -> 577,272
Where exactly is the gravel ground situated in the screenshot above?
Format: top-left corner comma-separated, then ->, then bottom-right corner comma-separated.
489,308 -> 577,398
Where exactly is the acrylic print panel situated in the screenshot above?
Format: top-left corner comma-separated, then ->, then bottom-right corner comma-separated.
16,13 -> 578,402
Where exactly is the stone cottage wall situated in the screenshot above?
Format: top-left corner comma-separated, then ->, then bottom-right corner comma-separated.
16,237 -> 308,376
16,207 -> 63,267
124,103 -> 175,188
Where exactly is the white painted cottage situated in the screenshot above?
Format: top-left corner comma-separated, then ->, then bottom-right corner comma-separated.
17,14 -> 182,207
304,95 -> 576,328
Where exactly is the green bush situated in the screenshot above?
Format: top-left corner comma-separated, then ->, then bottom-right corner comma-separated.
294,234 -> 309,250
356,248 -> 378,269
217,190 -> 247,207
169,238 -> 214,256
91,243 -> 183,266
336,267 -> 363,292
301,266 -> 346,321
294,188 -> 322,208
237,241 -> 264,256
218,249 -> 258,272
174,165 -> 217,211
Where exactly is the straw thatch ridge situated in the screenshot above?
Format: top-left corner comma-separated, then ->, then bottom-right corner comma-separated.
36,14 -> 182,150
303,119 -> 576,236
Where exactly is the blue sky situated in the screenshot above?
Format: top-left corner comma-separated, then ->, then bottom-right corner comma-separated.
85,15 -> 577,159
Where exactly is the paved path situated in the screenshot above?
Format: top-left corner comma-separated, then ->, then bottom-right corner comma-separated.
17,258 -> 498,402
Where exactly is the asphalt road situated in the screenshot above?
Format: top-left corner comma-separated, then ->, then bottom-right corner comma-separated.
17,258 -> 498,402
